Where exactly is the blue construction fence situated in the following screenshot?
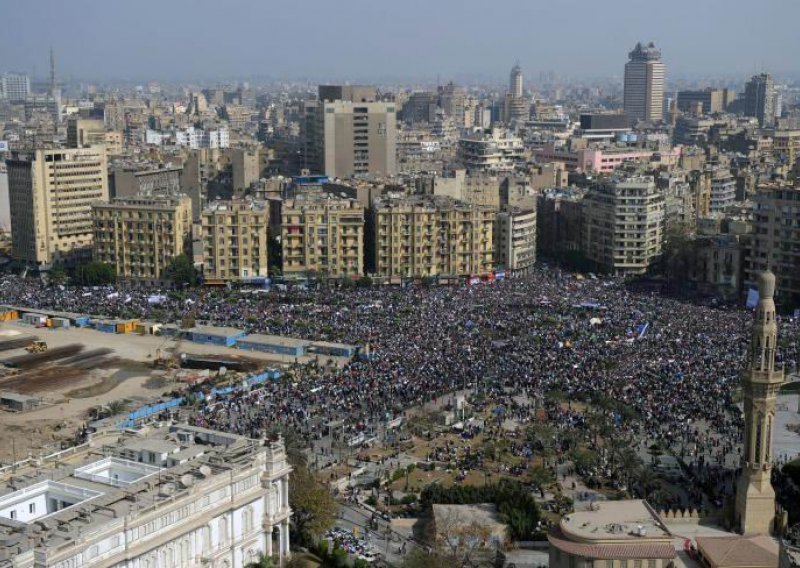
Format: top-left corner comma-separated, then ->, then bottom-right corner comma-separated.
116,369 -> 282,428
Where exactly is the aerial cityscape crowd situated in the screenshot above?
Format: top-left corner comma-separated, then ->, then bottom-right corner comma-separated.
1,2 -> 800,565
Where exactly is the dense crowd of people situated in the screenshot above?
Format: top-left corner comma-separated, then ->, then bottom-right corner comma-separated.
2,268 -> 799,509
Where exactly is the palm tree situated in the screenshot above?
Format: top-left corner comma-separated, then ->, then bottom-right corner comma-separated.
615,447 -> 643,493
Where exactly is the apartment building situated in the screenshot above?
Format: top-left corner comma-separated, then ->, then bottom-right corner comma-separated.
0,424 -> 292,568
370,196 -> 495,279
495,205 -> 537,273
7,146 -> 109,266
582,176 -> 665,275
202,200 -> 270,283
281,198 -> 364,279
744,185 -> 800,308
92,195 -> 192,283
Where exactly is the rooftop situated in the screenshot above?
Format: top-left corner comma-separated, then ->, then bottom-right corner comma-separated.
559,500 -> 671,542
0,424 -> 289,561
696,535 -> 778,568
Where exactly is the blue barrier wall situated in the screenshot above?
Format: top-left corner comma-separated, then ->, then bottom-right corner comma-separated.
116,370 -> 283,427
117,397 -> 184,428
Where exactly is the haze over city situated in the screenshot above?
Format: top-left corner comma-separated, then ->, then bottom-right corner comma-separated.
2,0 -> 800,82
1,1 -> 800,567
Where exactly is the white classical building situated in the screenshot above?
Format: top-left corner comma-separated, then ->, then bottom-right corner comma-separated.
0,424 -> 291,567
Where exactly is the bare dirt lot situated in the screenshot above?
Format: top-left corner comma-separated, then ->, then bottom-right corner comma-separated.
0,321 -> 349,463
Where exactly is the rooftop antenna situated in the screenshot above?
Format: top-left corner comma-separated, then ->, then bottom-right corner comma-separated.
50,46 -> 56,95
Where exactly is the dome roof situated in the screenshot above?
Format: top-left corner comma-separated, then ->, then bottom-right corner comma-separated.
757,270 -> 776,299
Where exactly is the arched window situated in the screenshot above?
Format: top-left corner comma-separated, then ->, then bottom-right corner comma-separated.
243,506 -> 254,533
219,516 -> 229,545
201,525 -> 212,553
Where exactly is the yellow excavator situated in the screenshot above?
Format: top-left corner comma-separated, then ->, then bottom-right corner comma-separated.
25,340 -> 48,353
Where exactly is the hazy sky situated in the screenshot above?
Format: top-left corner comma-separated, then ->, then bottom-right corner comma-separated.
2,0 -> 797,83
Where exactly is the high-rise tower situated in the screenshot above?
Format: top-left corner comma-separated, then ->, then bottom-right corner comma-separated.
735,269 -> 784,535
744,73 -> 775,127
623,42 -> 665,123
510,63 -> 523,99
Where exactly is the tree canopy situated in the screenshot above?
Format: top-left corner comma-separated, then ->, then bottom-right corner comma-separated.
75,261 -> 116,285
165,254 -> 199,287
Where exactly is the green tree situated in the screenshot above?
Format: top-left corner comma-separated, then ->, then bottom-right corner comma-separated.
290,465 -> 339,542
165,254 -> 199,287
48,264 -> 67,286
75,261 -> 116,285
529,465 -> 555,489
244,554 -> 275,568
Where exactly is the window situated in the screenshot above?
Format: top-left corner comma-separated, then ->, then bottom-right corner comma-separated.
9,510 -> 15,520
29,503 -> 35,514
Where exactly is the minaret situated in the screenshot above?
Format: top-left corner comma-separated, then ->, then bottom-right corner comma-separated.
735,270 -> 784,535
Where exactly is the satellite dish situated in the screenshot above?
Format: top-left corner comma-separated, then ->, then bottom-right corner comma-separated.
181,474 -> 195,488
199,465 -> 212,477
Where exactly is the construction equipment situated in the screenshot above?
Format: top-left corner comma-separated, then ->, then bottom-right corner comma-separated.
25,340 -> 48,354
153,348 -> 178,369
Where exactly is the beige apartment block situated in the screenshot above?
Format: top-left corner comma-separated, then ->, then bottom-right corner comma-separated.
371,196 -> 495,279
202,200 -> 270,283
92,195 -> 192,282
7,146 -> 109,266
582,176 -> 665,275
281,198 -> 364,279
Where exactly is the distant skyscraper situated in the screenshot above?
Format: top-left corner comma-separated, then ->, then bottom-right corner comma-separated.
510,63 -> 523,99
744,73 -> 776,127
623,42 -> 665,123
1,73 -> 31,103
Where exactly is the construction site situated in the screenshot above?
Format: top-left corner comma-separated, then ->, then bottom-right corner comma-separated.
0,309 -> 354,465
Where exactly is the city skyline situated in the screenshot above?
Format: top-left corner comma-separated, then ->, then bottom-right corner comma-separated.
2,0 -> 799,83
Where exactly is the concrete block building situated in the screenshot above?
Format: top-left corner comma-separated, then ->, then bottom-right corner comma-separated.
7,146 -> 109,267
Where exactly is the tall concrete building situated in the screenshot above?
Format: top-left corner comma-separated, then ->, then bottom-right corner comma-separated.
735,270 -> 784,535
510,63 -> 523,99
744,73 -> 776,127
744,185 -> 800,308
282,197 -> 364,280
92,195 -> 192,283
202,199 -> 271,283
0,72 -> 30,103
7,146 -> 109,266
623,42 -> 665,123
582,176 -> 665,275
304,86 -> 397,179
400,91 -> 438,125
676,88 -> 736,114
438,82 -> 467,127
